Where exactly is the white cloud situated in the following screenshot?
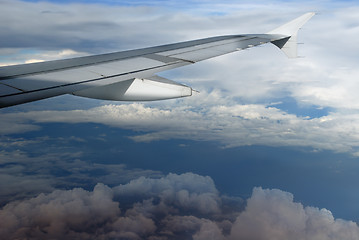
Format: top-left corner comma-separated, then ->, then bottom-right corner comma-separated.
3,99 -> 359,154
0,49 -> 88,66
229,187 -> 359,240
113,172 -> 221,215
1,173 -> 358,240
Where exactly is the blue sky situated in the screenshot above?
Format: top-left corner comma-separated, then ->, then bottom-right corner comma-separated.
1,0 -> 359,239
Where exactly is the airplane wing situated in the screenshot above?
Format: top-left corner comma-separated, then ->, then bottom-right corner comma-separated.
0,12 -> 315,108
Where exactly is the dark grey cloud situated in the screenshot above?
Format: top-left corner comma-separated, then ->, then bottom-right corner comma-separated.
0,141 -> 162,205
0,0 -> 131,51
0,0 -> 314,54
1,173 -> 358,240
1,0 -> 232,53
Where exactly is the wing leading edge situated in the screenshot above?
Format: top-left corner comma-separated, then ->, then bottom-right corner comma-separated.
0,12 -> 315,108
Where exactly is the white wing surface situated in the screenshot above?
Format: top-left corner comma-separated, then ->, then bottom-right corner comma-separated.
0,13 -> 315,108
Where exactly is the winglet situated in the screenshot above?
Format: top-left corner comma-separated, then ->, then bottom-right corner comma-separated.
268,12 -> 315,58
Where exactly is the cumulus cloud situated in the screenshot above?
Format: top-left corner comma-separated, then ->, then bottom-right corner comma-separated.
113,172 -> 221,215
1,173 -> 358,240
0,183 -> 122,239
230,187 -> 359,240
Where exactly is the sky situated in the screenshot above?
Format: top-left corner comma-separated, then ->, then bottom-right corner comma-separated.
1,0 -> 359,239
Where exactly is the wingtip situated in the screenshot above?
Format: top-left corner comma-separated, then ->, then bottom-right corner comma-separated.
269,12 -> 315,58
268,12 -> 316,36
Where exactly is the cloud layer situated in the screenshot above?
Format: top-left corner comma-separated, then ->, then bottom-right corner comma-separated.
0,141 -> 162,205
1,173 -> 358,240
3,99 -> 359,154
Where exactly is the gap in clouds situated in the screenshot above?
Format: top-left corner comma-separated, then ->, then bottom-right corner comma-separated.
268,96 -> 333,119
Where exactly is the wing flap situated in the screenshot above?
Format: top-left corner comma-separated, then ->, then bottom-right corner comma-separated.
0,56 -> 187,94
0,60 -> 191,108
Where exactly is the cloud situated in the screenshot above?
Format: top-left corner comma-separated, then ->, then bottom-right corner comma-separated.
230,187 -> 359,240
1,173 -> 358,240
3,99 -> 359,154
3,0 -> 269,53
0,183 -> 122,240
0,49 -> 88,67
0,146 -> 162,205
113,172 -> 221,215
